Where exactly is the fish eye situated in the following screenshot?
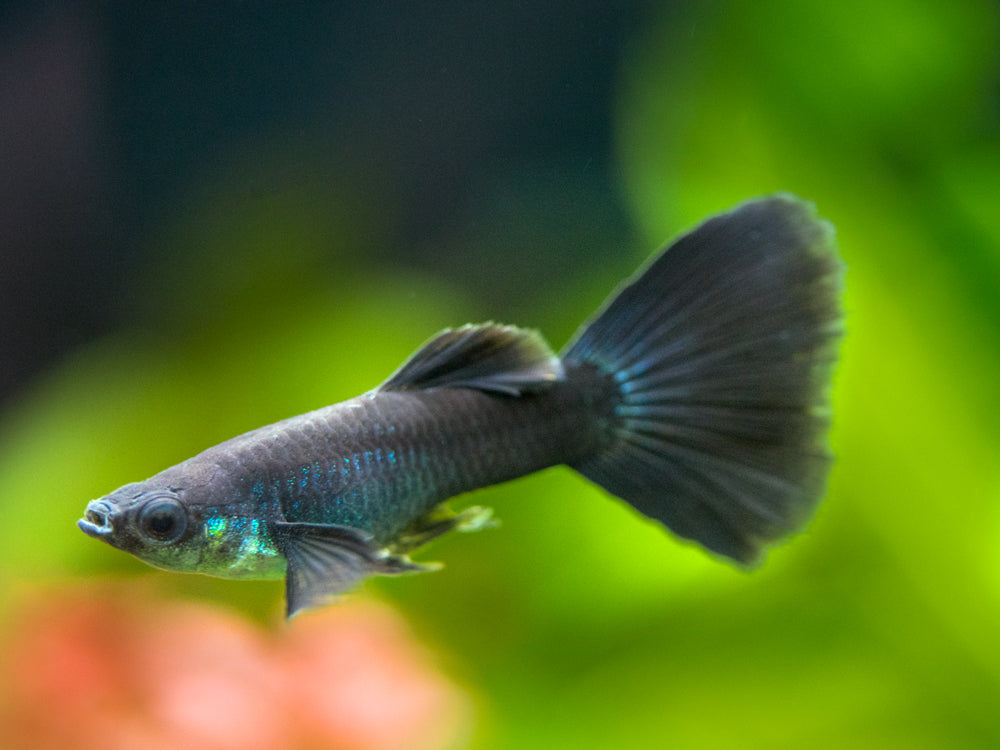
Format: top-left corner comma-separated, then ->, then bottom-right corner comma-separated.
138,498 -> 187,544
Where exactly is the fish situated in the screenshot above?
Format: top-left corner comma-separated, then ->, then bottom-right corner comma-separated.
79,194 -> 844,618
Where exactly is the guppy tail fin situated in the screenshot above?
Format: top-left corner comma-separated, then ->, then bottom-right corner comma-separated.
562,195 -> 844,563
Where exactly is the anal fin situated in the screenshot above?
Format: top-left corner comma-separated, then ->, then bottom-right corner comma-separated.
390,505 -> 498,554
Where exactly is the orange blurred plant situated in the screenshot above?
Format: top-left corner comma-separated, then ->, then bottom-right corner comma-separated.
0,585 -> 470,750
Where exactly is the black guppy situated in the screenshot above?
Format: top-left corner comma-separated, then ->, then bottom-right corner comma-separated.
79,195 -> 844,618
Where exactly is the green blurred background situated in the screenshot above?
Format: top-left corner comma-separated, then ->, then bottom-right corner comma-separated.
2,1 -> 1000,747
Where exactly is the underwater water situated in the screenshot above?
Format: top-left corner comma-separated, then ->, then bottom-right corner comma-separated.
2,2 -> 1000,748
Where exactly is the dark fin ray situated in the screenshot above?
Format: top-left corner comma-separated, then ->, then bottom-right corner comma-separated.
380,323 -> 563,396
564,195 -> 844,563
276,521 -> 435,618
389,505 -> 497,554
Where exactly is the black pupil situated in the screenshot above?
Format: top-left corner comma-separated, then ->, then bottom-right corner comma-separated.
142,500 -> 184,542
147,509 -> 175,536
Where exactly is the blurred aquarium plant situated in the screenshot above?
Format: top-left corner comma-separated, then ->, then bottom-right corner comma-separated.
2,0 -> 1000,748
0,585 -> 470,750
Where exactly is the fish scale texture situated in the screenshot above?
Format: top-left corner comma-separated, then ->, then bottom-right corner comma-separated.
186,380 -> 610,545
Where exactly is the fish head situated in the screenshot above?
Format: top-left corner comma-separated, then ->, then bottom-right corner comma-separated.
79,465 -> 285,580
78,480 -> 206,573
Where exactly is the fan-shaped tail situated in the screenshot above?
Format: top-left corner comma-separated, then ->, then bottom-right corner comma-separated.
563,195 -> 844,563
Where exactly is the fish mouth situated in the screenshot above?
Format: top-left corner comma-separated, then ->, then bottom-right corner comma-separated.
78,500 -> 114,539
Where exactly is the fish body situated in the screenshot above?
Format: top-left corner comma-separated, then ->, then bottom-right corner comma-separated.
79,195 -> 844,617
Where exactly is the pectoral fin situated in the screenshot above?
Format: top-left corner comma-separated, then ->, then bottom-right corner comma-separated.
275,521 -> 435,618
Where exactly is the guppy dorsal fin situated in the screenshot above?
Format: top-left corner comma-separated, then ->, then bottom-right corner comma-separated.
275,521 -> 431,618
379,323 -> 564,396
